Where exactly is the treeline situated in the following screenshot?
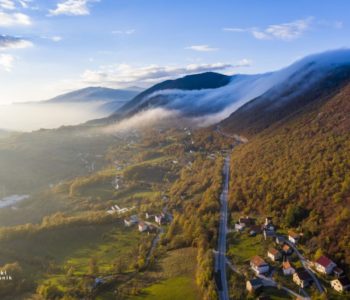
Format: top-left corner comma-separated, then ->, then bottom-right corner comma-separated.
229,84 -> 350,271
0,211 -> 117,242
162,155 -> 224,300
53,168 -> 116,197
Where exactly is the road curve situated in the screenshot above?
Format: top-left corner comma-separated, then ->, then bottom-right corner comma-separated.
214,155 -> 231,300
277,235 -> 324,294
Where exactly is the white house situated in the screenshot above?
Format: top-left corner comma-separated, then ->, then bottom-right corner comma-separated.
331,277 -> 350,293
288,231 -> 300,244
282,260 -> 295,275
124,215 -> 138,227
155,214 -> 166,225
234,222 -> 245,231
267,248 -> 281,261
314,255 -> 337,275
293,269 -> 313,288
246,278 -> 263,293
250,256 -> 269,274
138,222 -> 148,232
275,236 -> 284,245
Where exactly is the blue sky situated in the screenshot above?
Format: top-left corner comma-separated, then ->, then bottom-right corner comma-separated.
0,0 -> 349,103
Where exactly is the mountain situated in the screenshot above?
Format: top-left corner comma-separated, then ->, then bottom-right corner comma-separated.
104,51 -> 350,127
111,72 -> 232,117
221,49 -> 350,136
219,49 -> 350,271
46,86 -> 140,104
45,86 -> 141,113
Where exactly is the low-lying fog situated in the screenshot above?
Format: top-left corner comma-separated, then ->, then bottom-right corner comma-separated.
0,102 -> 108,132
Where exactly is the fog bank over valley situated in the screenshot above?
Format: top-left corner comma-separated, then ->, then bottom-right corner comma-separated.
0,102 -> 108,132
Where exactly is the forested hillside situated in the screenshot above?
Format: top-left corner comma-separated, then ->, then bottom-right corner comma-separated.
227,82 -> 350,271
221,64 -> 350,137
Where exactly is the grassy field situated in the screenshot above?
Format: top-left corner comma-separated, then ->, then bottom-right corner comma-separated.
130,277 -> 198,300
260,287 -> 293,299
0,222 -> 140,296
128,247 -> 201,300
227,231 -> 268,265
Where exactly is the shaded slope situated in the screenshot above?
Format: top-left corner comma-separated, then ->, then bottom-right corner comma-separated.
228,82 -> 350,270
221,64 -> 350,137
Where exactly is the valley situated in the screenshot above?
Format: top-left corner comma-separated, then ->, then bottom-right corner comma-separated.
0,49 -> 350,300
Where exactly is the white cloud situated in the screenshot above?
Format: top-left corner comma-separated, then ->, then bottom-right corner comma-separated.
265,18 -> 313,40
112,29 -> 135,35
0,53 -> 14,71
41,35 -> 63,42
223,17 -> 313,41
234,58 -> 252,67
81,60 -> 251,87
0,0 -> 15,10
0,35 -> 33,49
222,27 -> 246,32
0,11 -> 31,26
18,0 -> 38,10
186,45 -> 219,52
49,0 -> 99,16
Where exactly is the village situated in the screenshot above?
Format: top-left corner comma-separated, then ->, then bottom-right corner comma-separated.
229,215 -> 350,299
123,210 -> 172,233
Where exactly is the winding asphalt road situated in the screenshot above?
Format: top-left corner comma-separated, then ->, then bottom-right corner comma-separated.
281,237 -> 324,293
214,155 -> 231,300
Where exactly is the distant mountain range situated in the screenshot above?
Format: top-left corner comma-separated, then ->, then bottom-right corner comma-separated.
96,49 -> 350,128
44,86 -> 143,113
19,49 -> 350,132
113,72 -> 232,117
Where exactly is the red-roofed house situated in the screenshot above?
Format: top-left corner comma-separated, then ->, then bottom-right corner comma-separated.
314,255 -> 337,275
267,248 -> 281,261
250,256 -> 269,274
282,260 -> 295,275
288,231 -> 300,244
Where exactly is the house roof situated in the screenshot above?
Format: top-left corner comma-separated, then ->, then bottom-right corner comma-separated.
282,244 -> 291,251
250,225 -> 262,232
248,278 -> 263,287
239,217 -> 255,224
251,256 -> 267,267
283,261 -> 293,269
315,255 -> 335,268
288,231 -> 300,239
333,267 -> 344,274
295,269 -> 312,281
268,248 -> 279,256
